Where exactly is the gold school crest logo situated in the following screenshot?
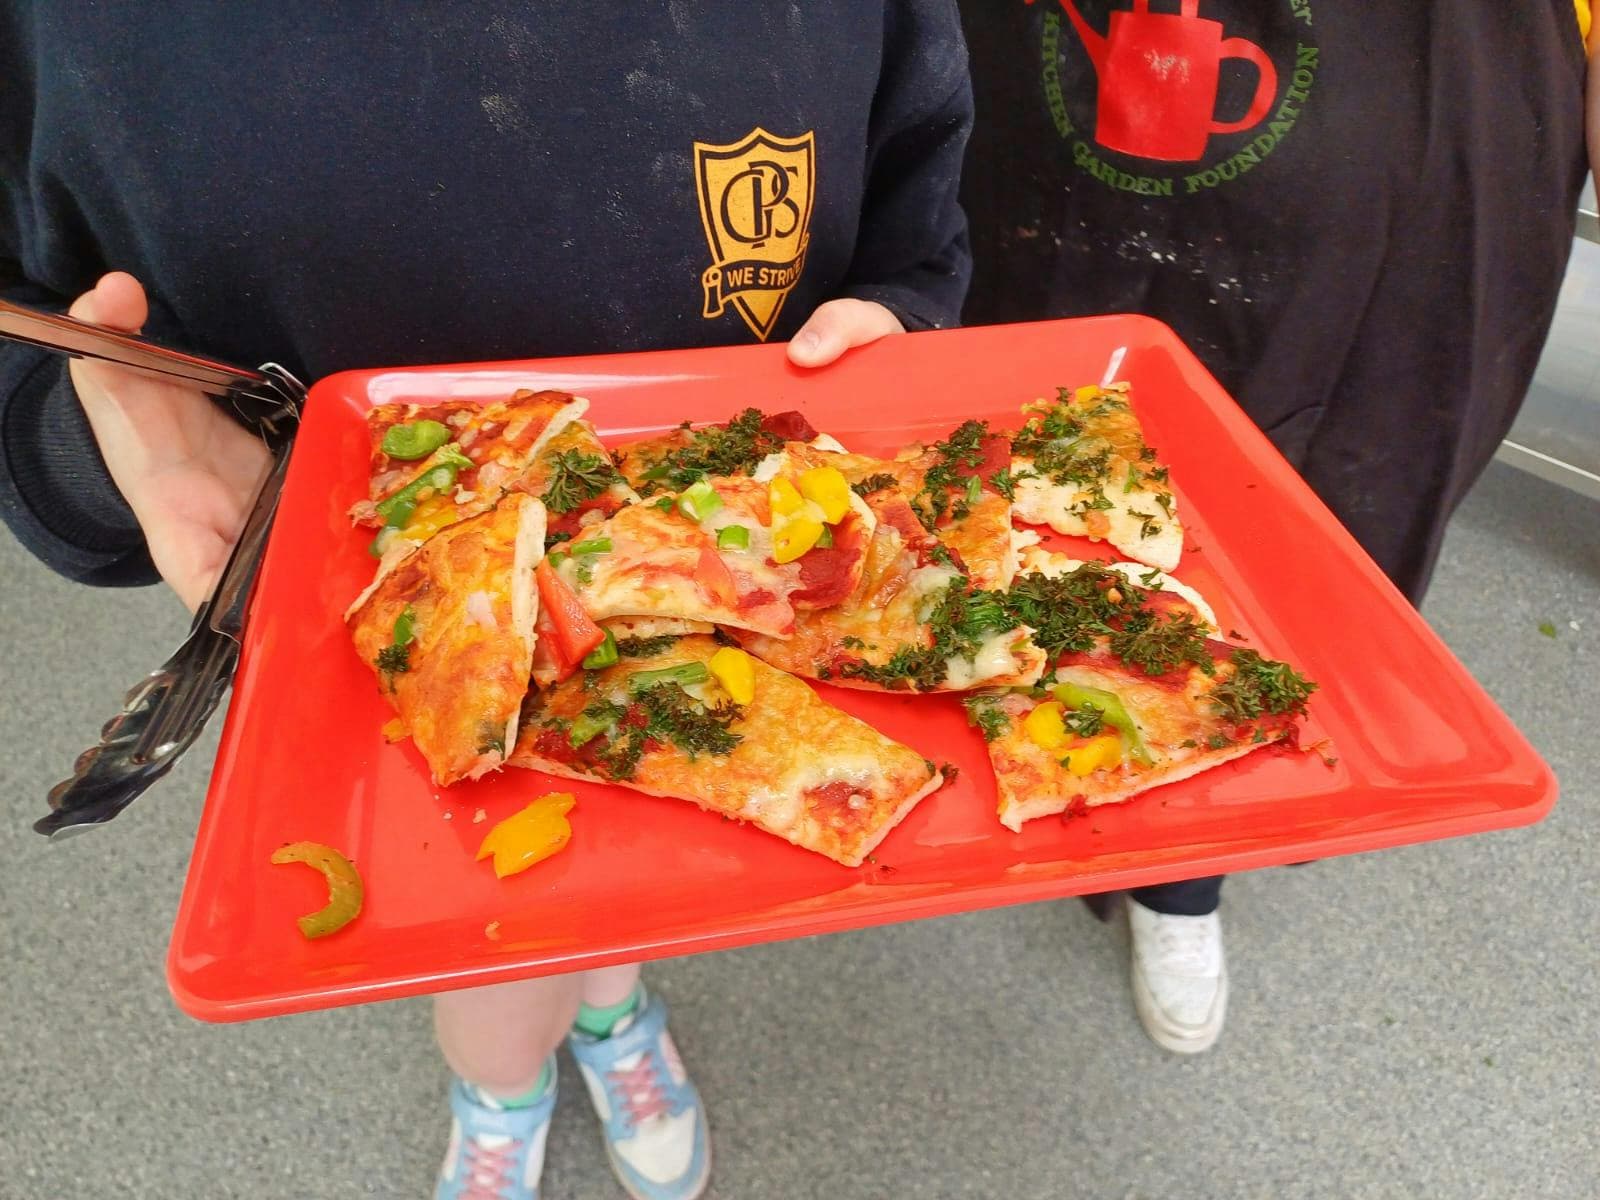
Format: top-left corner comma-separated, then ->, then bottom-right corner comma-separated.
695,127 -> 815,341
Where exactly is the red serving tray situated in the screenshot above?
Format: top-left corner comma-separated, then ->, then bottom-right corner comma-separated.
167,316 -> 1555,1021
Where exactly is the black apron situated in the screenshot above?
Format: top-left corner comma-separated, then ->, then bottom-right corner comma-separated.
959,0 -> 1587,601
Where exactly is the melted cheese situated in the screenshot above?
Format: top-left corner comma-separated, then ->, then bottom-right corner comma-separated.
1011,458 -> 1183,573
943,629 -> 1034,691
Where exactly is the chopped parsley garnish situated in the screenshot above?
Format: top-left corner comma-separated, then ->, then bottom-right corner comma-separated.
615,634 -> 682,659
998,564 -> 1132,659
635,683 -> 742,761
839,636 -> 866,650
376,605 -> 417,681
1068,489 -> 1115,518
547,530 -> 573,545
568,682 -> 743,781
375,643 -> 412,676
1127,508 -> 1162,539
962,695 -> 1010,742
913,419 -> 993,526
541,450 -> 622,514
839,643 -> 947,690
1063,704 -> 1105,738
1035,441 -> 1112,488
1206,731 -> 1233,750
1208,649 -> 1317,722
1011,396 -> 1086,458
989,466 -> 1019,500
841,579 -> 1022,691
851,472 -> 898,498
1107,609 -> 1213,677
636,408 -> 783,495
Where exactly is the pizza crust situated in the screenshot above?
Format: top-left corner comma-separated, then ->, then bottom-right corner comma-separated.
994,736 -> 1278,832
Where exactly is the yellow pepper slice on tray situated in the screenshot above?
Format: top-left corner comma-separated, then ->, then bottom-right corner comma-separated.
476,793 -> 577,879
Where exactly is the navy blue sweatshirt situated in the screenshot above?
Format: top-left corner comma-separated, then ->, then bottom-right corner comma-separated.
0,2 -> 972,586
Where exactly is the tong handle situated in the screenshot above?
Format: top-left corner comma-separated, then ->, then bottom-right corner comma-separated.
204,448 -> 292,639
0,296 -> 271,397
36,435 -> 294,839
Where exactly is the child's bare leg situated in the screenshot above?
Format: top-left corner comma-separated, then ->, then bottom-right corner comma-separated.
579,962 -> 642,1010
434,975 -> 582,1098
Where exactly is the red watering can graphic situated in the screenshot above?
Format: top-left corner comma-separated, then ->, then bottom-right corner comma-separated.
1038,0 -> 1278,162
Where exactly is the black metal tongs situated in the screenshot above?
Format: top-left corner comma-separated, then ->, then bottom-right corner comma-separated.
0,298 -> 306,838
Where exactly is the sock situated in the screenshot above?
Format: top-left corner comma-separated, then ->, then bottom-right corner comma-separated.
573,983 -> 645,1039
469,1057 -> 554,1111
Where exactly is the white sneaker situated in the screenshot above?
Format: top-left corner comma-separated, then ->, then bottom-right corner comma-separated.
567,990 -> 710,1200
1127,897 -> 1228,1054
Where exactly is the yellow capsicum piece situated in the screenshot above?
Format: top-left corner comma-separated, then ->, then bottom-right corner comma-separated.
1023,700 -> 1068,751
1063,734 -> 1123,777
402,492 -> 460,542
772,515 -> 824,564
768,476 -> 805,518
476,793 -> 577,879
798,465 -> 851,524
708,646 -> 756,705
1073,384 -> 1101,404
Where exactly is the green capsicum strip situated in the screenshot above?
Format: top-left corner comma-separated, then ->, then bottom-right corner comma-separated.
627,661 -> 709,696
677,480 -> 723,522
1051,681 -> 1154,767
569,536 -> 613,556
582,630 -> 619,671
374,445 -> 474,528
380,419 -> 451,460
568,709 -> 618,748
716,524 -> 750,551
270,841 -> 364,939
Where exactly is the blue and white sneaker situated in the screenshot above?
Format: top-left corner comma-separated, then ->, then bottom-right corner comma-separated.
435,1062 -> 557,1200
568,990 -> 711,1200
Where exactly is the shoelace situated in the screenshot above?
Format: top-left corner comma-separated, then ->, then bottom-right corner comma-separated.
460,1137 -> 523,1200
1152,918 -> 1217,976
608,1056 -> 671,1126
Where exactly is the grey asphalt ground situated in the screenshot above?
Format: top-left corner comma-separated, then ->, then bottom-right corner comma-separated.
1,459 -> 1595,1200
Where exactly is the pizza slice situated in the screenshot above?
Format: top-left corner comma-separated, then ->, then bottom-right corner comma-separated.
614,407 -> 829,496
961,557 -> 1314,830
790,425 -> 1019,592
353,390 -> 584,558
733,484 -> 1046,693
1015,547 -> 1218,631
1009,383 -> 1184,572
509,635 -> 943,866
347,494 -> 545,786
518,410 -> 642,542
550,461 -> 875,638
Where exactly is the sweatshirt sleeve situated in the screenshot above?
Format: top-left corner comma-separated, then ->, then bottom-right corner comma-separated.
0,272 -> 159,587
839,0 -> 975,332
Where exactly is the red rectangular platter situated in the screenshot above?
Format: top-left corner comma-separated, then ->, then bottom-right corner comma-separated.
167,316 -> 1555,1021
